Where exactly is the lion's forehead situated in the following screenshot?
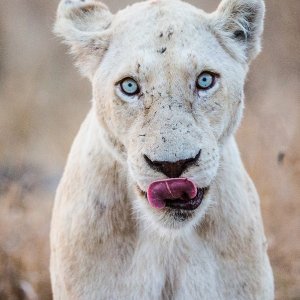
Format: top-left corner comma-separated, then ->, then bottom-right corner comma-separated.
104,3 -> 236,77
111,0 -> 209,46
104,32 -> 233,88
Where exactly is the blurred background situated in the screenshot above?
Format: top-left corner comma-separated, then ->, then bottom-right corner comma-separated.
0,0 -> 299,299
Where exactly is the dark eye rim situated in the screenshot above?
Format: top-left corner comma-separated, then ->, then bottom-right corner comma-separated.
196,71 -> 219,90
118,77 -> 140,96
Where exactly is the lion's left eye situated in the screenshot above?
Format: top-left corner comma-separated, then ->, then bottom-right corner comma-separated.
120,78 -> 140,96
196,72 -> 216,90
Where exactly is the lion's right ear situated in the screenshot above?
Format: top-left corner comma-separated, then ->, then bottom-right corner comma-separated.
54,0 -> 113,79
211,0 -> 265,63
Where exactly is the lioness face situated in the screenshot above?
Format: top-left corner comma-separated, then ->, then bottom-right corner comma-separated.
94,1 -> 246,231
56,0 -> 264,232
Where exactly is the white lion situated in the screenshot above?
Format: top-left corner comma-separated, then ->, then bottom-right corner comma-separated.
50,0 -> 274,299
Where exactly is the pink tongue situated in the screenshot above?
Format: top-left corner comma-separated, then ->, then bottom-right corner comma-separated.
147,178 -> 197,209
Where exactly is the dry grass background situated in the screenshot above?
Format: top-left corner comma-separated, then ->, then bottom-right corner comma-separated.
0,0 -> 299,299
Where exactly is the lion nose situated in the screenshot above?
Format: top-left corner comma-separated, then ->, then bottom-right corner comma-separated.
143,150 -> 201,178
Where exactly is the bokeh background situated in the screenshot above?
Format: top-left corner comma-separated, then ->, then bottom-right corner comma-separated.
0,0 -> 299,299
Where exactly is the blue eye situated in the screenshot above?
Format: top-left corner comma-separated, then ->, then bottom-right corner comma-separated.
120,78 -> 140,96
196,72 -> 216,90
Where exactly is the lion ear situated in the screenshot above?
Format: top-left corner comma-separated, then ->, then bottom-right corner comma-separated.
211,0 -> 265,63
54,0 -> 113,79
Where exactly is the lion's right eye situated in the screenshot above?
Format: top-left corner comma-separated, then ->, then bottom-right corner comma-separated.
119,78 -> 140,96
196,72 -> 217,90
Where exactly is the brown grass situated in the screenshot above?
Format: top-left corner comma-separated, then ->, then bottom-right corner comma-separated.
0,0 -> 299,299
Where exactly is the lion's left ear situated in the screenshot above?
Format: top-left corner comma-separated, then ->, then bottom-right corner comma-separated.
211,0 -> 265,63
54,0 -> 113,80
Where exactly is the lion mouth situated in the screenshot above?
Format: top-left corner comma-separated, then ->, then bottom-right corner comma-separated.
164,187 -> 208,210
138,178 -> 209,211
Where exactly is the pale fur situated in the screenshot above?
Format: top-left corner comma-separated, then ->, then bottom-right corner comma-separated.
51,0 -> 274,299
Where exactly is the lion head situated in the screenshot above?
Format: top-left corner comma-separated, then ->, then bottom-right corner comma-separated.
55,0 -> 265,232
